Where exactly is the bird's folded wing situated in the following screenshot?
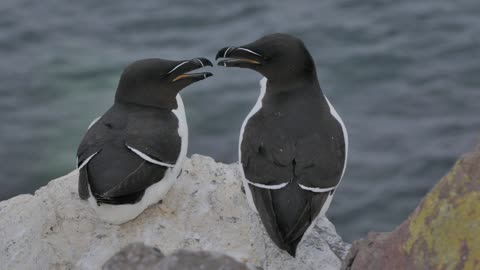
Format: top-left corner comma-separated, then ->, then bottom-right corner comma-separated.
294,133 -> 346,191
249,187 -> 286,248
77,104 -> 128,166
125,110 -> 181,166
101,161 -> 168,198
241,132 -> 295,187
249,184 -> 331,253
77,116 -> 112,166
282,191 -> 330,243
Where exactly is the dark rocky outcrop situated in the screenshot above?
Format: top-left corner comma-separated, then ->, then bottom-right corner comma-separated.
343,143 -> 480,270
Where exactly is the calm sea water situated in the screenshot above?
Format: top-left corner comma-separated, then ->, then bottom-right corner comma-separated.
1,0 -> 479,241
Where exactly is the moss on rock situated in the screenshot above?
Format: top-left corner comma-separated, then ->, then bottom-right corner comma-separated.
343,142 -> 480,270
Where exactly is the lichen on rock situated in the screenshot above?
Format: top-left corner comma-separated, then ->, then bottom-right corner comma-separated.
343,143 -> 480,270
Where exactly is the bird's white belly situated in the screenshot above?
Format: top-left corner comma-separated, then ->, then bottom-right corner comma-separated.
324,96 -> 348,184
85,94 -> 188,224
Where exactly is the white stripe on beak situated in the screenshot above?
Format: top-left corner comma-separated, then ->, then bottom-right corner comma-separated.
236,48 -> 262,57
194,58 -> 204,67
167,61 -> 189,74
224,47 -> 232,58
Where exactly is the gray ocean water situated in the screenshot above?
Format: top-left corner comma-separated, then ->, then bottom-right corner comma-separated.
1,0 -> 479,241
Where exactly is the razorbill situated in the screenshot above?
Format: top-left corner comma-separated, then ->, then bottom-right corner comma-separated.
76,58 -> 213,224
216,33 -> 348,256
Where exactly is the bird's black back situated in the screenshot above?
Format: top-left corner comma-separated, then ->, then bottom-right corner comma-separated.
242,81 -> 346,255
77,103 -> 181,204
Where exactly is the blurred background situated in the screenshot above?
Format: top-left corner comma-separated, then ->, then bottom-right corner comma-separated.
1,0 -> 479,242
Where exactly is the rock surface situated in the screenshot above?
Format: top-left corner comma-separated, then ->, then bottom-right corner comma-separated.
103,243 -> 251,270
342,143 -> 480,270
0,154 -> 350,270
102,243 -> 165,270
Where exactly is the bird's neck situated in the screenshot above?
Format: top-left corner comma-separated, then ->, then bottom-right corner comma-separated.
265,77 -> 323,97
114,98 -> 178,110
262,78 -> 330,114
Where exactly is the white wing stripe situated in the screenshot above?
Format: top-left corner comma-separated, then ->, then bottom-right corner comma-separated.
298,184 -> 336,193
77,152 -> 98,170
126,145 -> 176,168
244,178 -> 289,190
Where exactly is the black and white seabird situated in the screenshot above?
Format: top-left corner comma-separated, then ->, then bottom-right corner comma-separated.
216,34 -> 348,256
76,58 -> 213,224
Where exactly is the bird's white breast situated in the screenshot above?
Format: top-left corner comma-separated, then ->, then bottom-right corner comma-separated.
238,77 -> 267,161
324,96 -> 348,183
239,77 -> 268,213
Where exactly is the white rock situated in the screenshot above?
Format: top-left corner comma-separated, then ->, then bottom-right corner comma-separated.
0,155 -> 350,270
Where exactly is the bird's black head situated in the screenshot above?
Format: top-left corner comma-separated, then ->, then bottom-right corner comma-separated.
115,58 -> 212,109
216,33 -> 317,85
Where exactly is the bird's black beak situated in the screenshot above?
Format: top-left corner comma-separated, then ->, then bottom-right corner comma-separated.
168,57 -> 213,83
215,47 -> 264,68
